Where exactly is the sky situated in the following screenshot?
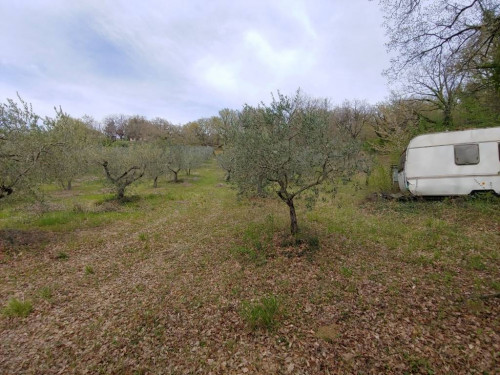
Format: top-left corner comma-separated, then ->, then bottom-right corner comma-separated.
0,0 -> 390,125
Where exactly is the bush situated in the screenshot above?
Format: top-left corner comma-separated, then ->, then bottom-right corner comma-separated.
367,164 -> 394,193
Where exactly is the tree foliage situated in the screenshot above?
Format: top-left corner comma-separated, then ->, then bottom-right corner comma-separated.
228,91 -> 363,235
98,145 -> 146,200
0,95 -> 53,199
44,111 -> 103,190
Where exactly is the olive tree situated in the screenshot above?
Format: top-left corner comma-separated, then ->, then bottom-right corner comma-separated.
230,91 -> 362,235
216,150 -> 235,182
44,111 -> 102,190
184,146 -> 213,175
165,145 -> 187,183
0,96 -> 53,200
142,141 -> 169,188
98,144 -> 146,200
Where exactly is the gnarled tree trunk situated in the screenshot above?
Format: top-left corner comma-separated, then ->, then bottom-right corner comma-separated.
286,199 -> 299,235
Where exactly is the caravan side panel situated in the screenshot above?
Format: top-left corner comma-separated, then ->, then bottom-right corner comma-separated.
405,142 -> 500,196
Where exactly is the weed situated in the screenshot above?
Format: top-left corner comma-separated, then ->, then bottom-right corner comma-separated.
85,265 -> 95,275
2,297 -> 33,318
490,280 -> 500,292
138,233 -> 148,241
55,252 -> 69,260
240,295 -> 282,330
72,203 -> 86,213
468,255 -> 486,271
231,246 -> 267,266
232,216 -> 276,265
403,353 -> 435,375
367,164 -> 394,193
340,266 -> 353,278
39,286 -> 53,300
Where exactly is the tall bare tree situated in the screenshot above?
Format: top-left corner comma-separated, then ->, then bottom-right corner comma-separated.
380,0 -> 500,79
405,57 -> 467,127
332,99 -> 373,139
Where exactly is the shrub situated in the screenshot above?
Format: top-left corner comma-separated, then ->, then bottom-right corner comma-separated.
367,164 -> 393,193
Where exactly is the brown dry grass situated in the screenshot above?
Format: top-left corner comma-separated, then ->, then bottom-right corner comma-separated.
0,165 -> 499,374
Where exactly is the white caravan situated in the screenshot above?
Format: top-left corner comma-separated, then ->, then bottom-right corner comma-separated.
397,127 -> 500,196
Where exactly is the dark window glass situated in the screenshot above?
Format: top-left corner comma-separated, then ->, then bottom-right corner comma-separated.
454,144 -> 479,165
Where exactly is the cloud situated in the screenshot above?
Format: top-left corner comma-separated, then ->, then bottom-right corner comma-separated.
0,0 -> 390,123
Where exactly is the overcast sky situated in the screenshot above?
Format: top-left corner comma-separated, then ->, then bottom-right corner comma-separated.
0,0 -> 390,124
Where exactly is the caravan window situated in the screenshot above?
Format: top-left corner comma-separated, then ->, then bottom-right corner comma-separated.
454,144 -> 479,165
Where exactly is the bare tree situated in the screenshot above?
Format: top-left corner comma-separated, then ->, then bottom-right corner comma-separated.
380,0 -> 500,79
102,115 -> 128,140
332,99 -> 373,139
406,57 -> 468,127
370,96 -> 421,154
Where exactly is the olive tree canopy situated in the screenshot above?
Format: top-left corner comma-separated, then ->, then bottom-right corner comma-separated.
229,91 -> 363,235
0,96 -> 52,200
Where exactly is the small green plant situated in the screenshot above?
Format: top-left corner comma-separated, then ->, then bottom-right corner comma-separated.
138,233 -> 148,241
2,297 -> 33,318
340,266 -> 353,278
490,280 -> 500,292
367,164 -> 393,193
240,295 -> 282,330
468,255 -> 486,271
231,245 -> 267,266
85,265 -> 95,275
404,353 -> 435,375
55,252 -> 69,260
232,216 -> 277,265
39,286 -> 53,300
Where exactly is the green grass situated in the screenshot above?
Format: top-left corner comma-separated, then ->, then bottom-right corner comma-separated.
240,295 -> 283,330
340,266 -> 353,278
39,286 -> 53,300
0,159 -> 499,373
2,297 -> 33,318
55,251 -> 69,260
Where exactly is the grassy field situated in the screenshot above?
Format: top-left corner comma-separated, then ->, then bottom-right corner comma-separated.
1,161 -> 499,374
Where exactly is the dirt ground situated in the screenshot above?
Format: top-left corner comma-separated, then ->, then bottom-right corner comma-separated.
1,173 -> 499,374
